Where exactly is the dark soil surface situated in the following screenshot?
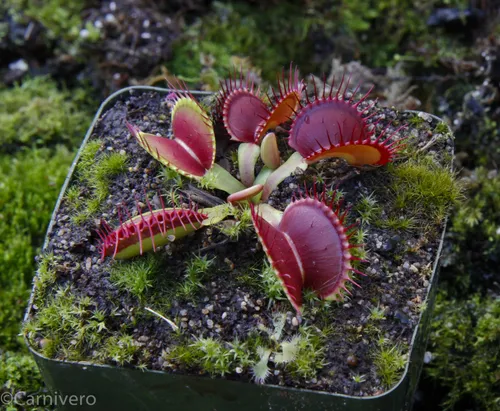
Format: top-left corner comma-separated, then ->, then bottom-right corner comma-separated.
27,89 -> 453,397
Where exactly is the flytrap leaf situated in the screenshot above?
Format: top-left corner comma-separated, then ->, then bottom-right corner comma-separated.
217,69 -> 270,143
255,64 -> 304,143
252,187 -> 363,313
288,75 -> 406,166
127,88 -> 215,179
98,196 -> 208,260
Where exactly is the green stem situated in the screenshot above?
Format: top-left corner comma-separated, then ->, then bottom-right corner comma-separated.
262,152 -> 308,201
202,164 -> 246,194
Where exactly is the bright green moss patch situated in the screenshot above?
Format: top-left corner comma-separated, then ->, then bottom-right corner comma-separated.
373,338 -> 407,388
427,292 -> 500,409
446,168 -> 500,290
167,2 -> 314,84
5,0 -> 99,42
0,77 -> 93,153
110,256 -> 159,301
175,254 -> 216,301
70,142 -> 128,223
96,335 -> 141,366
23,285 -> 104,360
163,317 -> 325,382
0,350 -> 43,393
386,156 -> 462,229
0,147 -> 74,351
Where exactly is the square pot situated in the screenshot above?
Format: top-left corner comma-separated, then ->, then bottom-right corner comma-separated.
24,86 -> 450,411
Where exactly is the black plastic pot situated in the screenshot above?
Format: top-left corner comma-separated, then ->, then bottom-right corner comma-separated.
25,86 -> 450,411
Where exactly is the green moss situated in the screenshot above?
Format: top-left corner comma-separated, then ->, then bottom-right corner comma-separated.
426,292 -> 500,409
0,77 -> 93,153
0,350 -> 43,393
167,2 -> 315,84
70,143 -> 128,223
110,256 -> 158,301
434,121 -> 451,135
386,156 -> 462,230
97,334 -> 140,366
23,285 -> 103,360
175,254 -> 216,301
337,0 -> 468,67
355,192 -> 382,225
442,168 -> 500,293
369,305 -> 387,321
373,339 -> 407,388
0,147 -> 74,352
6,0 -> 99,42
260,260 -> 286,305
34,253 -> 58,299
285,326 -> 326,379
190,337 -> 233,376
219,206 -> 253,240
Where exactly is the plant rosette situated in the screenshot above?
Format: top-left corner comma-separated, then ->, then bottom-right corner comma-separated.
24,69 -> 457,410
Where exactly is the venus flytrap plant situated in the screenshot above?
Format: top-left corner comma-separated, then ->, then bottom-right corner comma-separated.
96,63 -> 407,316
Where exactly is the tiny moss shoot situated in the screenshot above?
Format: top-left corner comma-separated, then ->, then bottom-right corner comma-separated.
355,192 -> 382,225
71,141 -> 128,223
260,260 -> 285,305
110,255 -> 159,301
23,285 -> 103,360
34,253 -> 58,299
176,254 -> 216,301
373,339 -> 407,388
97,334 -> 140,366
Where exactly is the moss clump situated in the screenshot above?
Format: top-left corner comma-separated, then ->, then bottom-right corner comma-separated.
427,292 -> 500,410
260,260 -> 286,305
373,338 -> 407,388
0,350 -> 43,393
386,156 -> 462,230
23,285 -> 105,360
110,255 -> 159,302
5,0 -> 99,42
96,335 -> 141,366
70,142 -> 128,223
443,168 -> 500,292
0,147 -> 74,351
163,317 -> 325,382
334,0 -> 468,67
0,77 -> 93,153
175,254 -> 216,301
167,2 -> 315,84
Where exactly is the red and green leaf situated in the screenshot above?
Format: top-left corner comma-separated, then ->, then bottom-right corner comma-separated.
217,71 -> 270,143
252,187 -> 362,313
255,64 -> 304,142
127,90 -> 215,178
98,197 -> 208,260
288,75 -> 405,166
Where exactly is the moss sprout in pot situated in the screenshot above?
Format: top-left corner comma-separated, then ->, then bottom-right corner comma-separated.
23,66 -> 459,411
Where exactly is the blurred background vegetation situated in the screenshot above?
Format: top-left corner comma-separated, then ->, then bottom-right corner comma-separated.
0,0 -> 499,410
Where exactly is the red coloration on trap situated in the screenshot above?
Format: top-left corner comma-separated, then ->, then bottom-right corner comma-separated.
127,83 -> 215,178
97,195 -> 208,260
217,68 -> 270,143
288,74 -> 406,166
251,186 -> 363,313
254,64 -> 304,143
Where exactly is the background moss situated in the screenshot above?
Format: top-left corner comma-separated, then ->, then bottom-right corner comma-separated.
0,77 -> 92,398
0,77 -> 93,153
427,293 -> 500,410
